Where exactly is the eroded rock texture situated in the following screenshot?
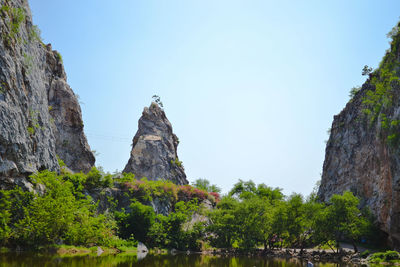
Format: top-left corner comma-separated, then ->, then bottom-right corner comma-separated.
318,23 -> 400,248
123,102 -> 188,185
0,0 -> 94,188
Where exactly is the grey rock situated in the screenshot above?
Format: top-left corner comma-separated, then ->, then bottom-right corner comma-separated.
318,27 -> 400,248
46,46 -> 95,173
123,102 -> 188,185
0,0 -> 94,188
151,197 -> 172,216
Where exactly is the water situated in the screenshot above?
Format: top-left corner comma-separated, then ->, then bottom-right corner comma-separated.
0,252 -> 348,267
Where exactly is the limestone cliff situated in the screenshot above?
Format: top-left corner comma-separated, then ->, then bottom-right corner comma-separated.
123,102 -> 188,185
0,0 -> 94,188
318,22 -> 400,248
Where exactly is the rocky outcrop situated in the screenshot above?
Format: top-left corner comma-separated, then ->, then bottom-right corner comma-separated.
0,0 -> 94,188
46,45 -> 95,173
123,102 -> 188,185
318,22 -> 400,248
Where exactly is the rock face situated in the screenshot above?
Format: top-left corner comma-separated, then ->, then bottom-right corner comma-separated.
123,102 -> 188,185
318,23 -> 400,248
0,0 -> 94,188
46,45 -> 95,173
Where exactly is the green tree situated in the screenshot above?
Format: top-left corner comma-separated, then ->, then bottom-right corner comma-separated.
193,178 -> 221,193
313,191 -> 370,252
207,196 -> 239,248
148,200 -> 201,250
115,200 -> 155,242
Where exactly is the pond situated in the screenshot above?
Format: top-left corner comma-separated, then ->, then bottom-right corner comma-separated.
0,252 -> 349,267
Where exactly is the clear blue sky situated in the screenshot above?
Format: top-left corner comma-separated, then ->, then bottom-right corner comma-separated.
29,0 -> 400,196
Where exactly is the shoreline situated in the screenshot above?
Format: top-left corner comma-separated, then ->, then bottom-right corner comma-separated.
4,245 -> 399,265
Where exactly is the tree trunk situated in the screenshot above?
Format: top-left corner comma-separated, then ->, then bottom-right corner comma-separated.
352,240 -> 358,253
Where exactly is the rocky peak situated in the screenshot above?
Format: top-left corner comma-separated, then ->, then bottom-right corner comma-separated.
0,0 -> 94,188
123,102 -> 188,185
318,22 -> 400,248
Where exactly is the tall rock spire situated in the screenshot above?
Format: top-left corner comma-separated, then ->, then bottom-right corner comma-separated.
123,102 -> 188,185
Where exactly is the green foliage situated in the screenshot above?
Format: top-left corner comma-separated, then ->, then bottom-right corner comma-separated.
362,65 -> 373,76
0,6 -> 25,45
360,249 -> 370,258
115,200 -> 155,242
170,157 -> 183,168
26,126 -> 34,135
26,109 -> 40,135
55,51 -> 63,64
192,178 -> 221,193
206,180 -> 376,252
0,172 -> 380,252
23,53 -> 34,74
0,82 -> 6,95
370,251 -> 400,263
121,175 -> 216,205
85,167 -> 113,190
349,86 -> 361,99
361,23 -> 400,147
28,25 -> 42,43
207,196 -> 240,248
152,95 -> 164,108
313,191 -> 371,252
387,24 -> 399,41
147,200 -> 202,250
0,171 -> 116,247
208,181 -> 285,250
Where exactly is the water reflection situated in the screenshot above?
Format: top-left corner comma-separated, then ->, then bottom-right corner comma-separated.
0,252 -> 350,267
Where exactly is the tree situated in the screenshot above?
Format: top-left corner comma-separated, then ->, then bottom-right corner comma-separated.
193,178 -> 221,193
207,196 -> 239,248
236,197 -> 273,250
285,194 -> 305,247
362,65 -> 373,76
115,200 -> 155,242
148,200 -> 201,250
313,191 -> 370,253
152,95 -> 164,108
229,180 -> 257,200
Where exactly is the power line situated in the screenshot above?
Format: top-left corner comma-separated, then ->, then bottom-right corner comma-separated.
86,132 -> 132,143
